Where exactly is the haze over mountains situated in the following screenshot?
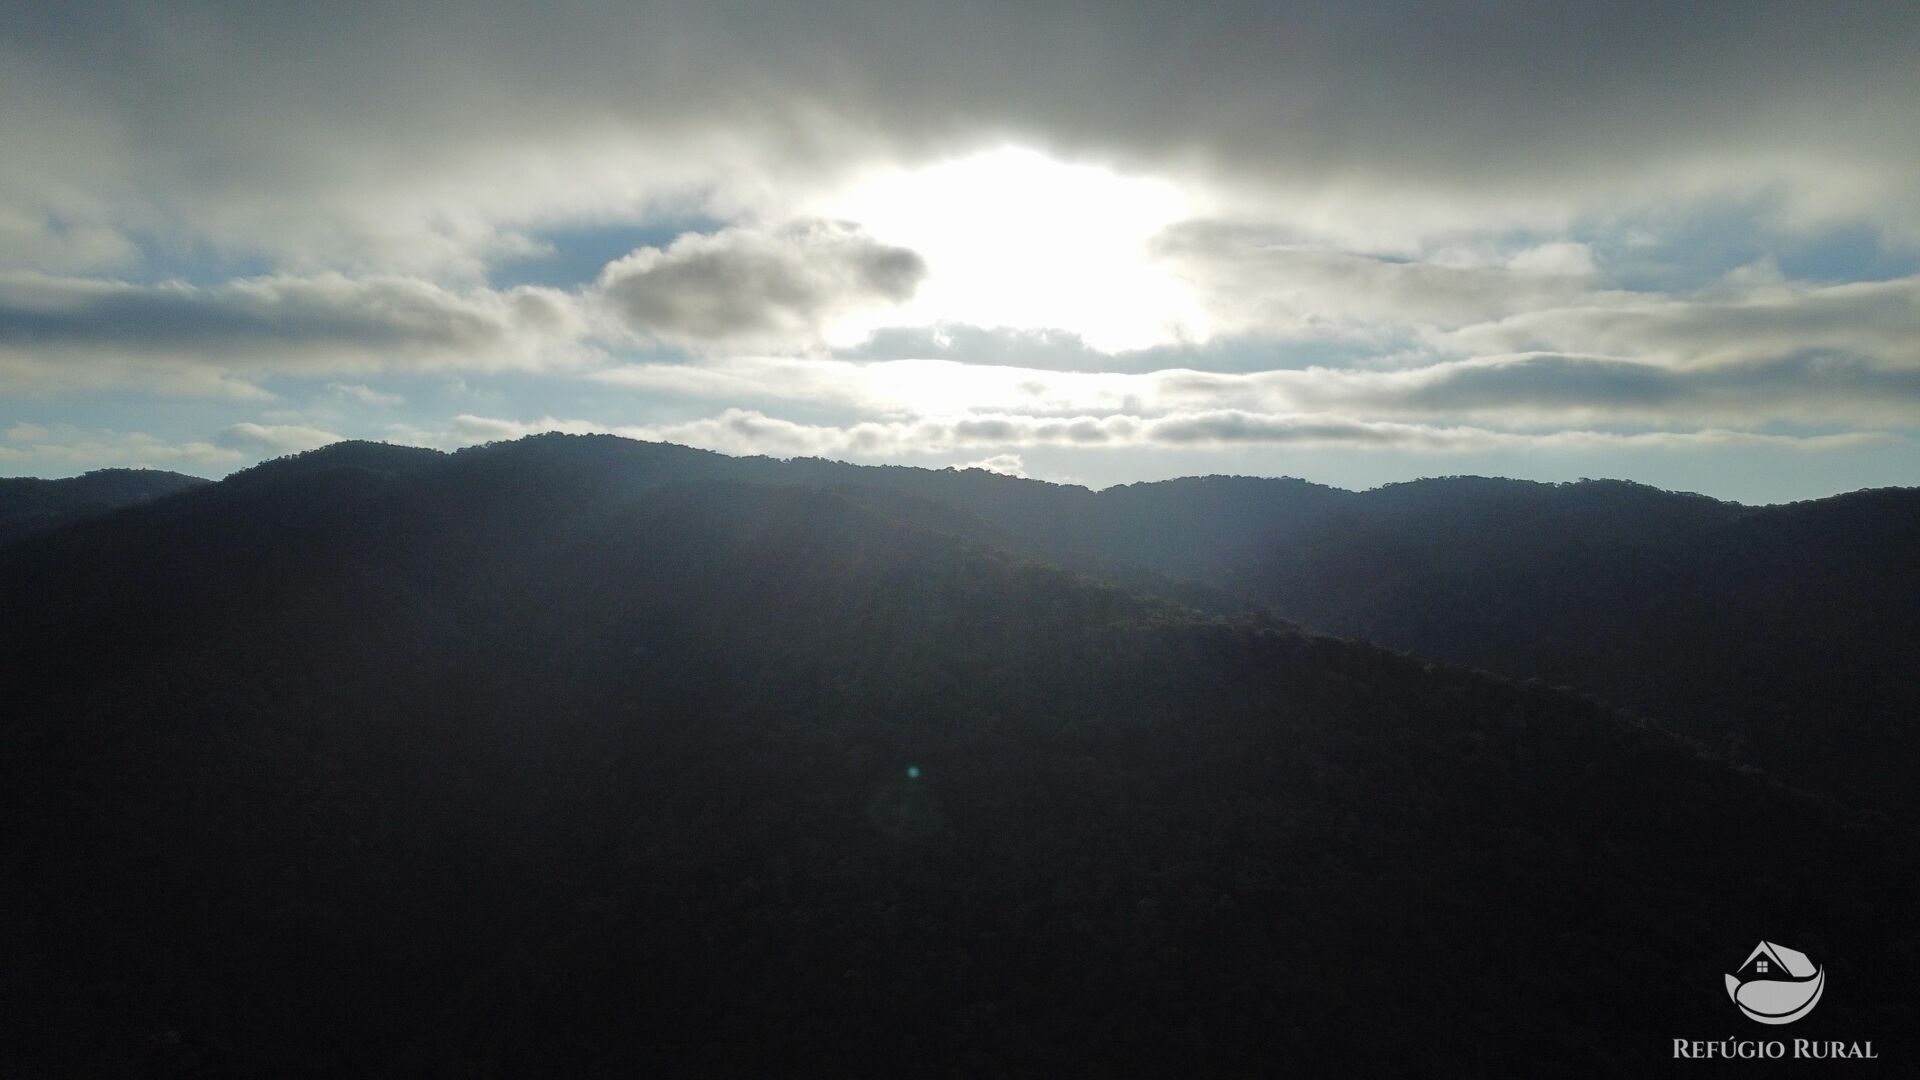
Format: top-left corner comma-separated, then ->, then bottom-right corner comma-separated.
3,437 -> 1915,1076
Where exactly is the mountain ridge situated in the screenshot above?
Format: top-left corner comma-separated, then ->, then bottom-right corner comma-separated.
0,467 -> 210,546
4,434 -> 1916,1075
10,435 -> 1914,822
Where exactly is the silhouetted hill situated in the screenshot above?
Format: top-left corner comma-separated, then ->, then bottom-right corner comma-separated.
2,435 -> 1914,1077
513,448 -> 1917,822
0,467 -> 207,546
19,443 -> 1905,816
820,464 -> 1920,819
1208,479 -> 1920,817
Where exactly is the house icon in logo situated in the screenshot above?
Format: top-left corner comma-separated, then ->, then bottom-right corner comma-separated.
1726,941 -> 1825,1025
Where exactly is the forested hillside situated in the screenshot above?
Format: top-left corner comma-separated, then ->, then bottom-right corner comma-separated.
781,464 -> 1920,820
460,444 -> 1920,822
3,436 -> 1915,1077
0,468 -> 208,546
1216,480 -> 1920,815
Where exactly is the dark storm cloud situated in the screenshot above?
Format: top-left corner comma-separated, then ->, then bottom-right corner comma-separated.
597,224 -> 926,347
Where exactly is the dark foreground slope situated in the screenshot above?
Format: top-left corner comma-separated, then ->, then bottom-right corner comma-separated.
0,468 -> 207,546
2,436 -> 1915,1077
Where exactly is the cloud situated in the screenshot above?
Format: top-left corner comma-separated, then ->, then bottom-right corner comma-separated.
443,408 -> 1888,460
4,2 -> 1917,284
593,355 -> 1152,417
0,208 -> 138,273
1507,242 -> 1597,276
1360,352 -> 1920,427
0,272 -> 589,395
958,453 -> 1027,477
838,324 -> 1116,370
0,417 -> 344,472
2,2 -> 1915,498
597,223 -> 926,349
1152,223 -> 1607,338
1440,273 -> 1920,370
447,409 -> 1145,457
0,422 -> 243,469
218,422 -> 344,455
326,382 -> 406,406
591,342 -> 1920,430
1137,412 -> 1884,452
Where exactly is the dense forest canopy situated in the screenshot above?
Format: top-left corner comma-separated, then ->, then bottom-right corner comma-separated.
2,436 -> 1914,1076
0,469 -> 207,546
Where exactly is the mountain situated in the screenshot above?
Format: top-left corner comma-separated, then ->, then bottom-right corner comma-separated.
10,446 -> 1911,816
3,435 -> 1915,1077
1214,479 -> 1920,816
0,468 -> 208,546
838,468 -> 1918,820
494,450 -> 1920,822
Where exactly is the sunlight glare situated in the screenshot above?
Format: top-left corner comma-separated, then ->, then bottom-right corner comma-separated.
823,147 -> 1208,353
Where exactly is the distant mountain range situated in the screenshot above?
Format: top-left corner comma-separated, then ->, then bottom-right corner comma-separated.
30,437 -> 1905,818
753,458 -> 1920,820
0,468 -> 207,546
3,436 -> 1914,1076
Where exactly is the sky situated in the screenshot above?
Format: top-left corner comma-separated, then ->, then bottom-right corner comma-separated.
3,1 -> 1918,502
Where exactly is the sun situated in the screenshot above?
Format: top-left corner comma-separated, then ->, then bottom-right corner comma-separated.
820,146 -> 1208,353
